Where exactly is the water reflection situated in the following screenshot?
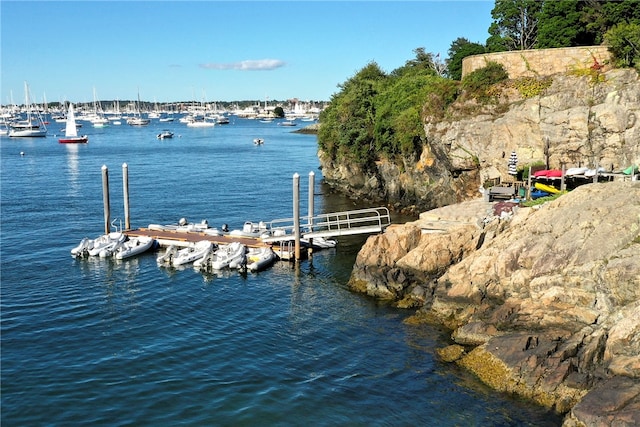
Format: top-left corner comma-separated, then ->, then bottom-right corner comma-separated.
65,143 -> 80,196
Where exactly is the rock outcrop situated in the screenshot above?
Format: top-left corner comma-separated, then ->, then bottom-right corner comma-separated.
348,181 -> 640,426
319,69 -> 640,214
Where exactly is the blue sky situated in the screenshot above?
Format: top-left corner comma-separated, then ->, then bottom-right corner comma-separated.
1,1 -> 494,104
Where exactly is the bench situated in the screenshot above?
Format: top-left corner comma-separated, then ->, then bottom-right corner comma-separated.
488,185 -> 516,202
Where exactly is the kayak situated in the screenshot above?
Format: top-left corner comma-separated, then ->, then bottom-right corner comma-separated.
534,182 -> 560,194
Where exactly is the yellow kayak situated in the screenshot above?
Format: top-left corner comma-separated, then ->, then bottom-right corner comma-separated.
534,182 -> 560,194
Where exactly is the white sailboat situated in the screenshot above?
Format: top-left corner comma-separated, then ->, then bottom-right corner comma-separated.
58,103 -> 88,144
9,82 -> 48,138
127,90 -> 150,126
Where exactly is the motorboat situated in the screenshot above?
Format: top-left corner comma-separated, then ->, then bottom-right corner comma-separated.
58,103 -> 88,144
83,232 -> 126,257
115,236 -> 155,260
70,237 -> 94,257
302,236 -> 338,249
195,242 -> 245,271
147,218 -> 221,233
229,221 -> 270,238
156,245 -> 178,266
157,130 -> 174,139
240,246 -> 277,272
253,138 -> 264,145
171,241 -> 214,267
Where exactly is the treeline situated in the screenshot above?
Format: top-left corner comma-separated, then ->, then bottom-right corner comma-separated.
318,0 -> 640,167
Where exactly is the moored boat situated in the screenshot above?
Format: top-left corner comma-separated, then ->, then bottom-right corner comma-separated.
58,103 -> 88,144
157,129 -> 174,139
170,240 -> 214,267
241,246 -> 277,272
115,236 -> 155,260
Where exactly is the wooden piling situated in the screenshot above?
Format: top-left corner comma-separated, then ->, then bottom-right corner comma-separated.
122,163 -> 130,230
307,171 -> 315,254
101,165 -> 110,235
293,173 -> 301,261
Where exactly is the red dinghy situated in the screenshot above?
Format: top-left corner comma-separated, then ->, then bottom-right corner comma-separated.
58,103 -> 88,144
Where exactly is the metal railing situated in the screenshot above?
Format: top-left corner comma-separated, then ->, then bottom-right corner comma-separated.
262,207 -> 391,242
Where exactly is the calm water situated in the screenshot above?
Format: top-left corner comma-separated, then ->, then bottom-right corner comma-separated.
0,117 -> 561,426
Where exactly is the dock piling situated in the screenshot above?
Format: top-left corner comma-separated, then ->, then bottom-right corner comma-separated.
307,171 -> 315,254
123,163 -> 130,230
293,173 -> 301,261
101,165 -> 111,235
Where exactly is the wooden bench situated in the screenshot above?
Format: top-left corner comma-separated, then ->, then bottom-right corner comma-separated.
488,185 -> 516,202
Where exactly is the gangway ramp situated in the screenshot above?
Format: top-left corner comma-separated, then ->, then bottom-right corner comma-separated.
261,207 -> 391,243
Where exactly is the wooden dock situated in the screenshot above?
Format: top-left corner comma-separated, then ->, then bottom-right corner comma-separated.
124,227 -> 300,260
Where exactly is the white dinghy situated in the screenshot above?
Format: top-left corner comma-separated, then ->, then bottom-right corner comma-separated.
115,236 -> 155,260
171,241 -> 214,267
240,246 -> 278,272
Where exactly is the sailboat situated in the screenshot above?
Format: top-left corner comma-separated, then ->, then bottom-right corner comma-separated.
9,82 -> 48,137
127,89 -> 150,126
58,103 -> 88,144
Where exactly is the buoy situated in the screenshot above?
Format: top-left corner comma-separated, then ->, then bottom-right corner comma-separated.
20,151 -> 25,156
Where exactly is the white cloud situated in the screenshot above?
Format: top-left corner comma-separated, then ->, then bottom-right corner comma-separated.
199,59 -> 286,71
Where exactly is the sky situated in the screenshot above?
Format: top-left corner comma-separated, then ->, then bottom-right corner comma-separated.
1,1 -> 494,105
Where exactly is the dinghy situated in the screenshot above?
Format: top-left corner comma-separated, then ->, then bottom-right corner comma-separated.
86,232 -> 126,257
240,246 -> 278,272
171,241 -> 214,267
204,241 -> 246,270
115,236 -> 155,260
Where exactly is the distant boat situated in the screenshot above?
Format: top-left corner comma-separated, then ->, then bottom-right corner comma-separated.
157,129 -> 174,139
9,82 -> 47,138
127,89 -> 150,126
58,104 -> 88,144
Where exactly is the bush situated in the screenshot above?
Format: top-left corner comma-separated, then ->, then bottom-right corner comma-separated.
460,61 -> 509,100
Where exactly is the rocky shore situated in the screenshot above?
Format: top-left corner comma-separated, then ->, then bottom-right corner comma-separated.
348,181 -> 640,426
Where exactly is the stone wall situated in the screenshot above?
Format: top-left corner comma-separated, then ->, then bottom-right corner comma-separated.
462,46 -> 611,78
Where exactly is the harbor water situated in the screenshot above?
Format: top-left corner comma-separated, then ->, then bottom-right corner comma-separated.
0,117 -> 562,426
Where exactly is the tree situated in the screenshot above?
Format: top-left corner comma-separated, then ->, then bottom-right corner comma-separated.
390,47 -> 439,78
447,37 -> 487,81
537,0 -> 587,48
318,62 -> 386,165
488,0 -> 543,50
605,22 -> 640,69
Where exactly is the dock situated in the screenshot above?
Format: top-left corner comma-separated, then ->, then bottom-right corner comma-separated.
123,206 -> 392,260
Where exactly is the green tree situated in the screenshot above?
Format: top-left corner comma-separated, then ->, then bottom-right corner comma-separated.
582,0 -> 640,45
391,47 -> 439,78
488,0 -> 543,50
605,22 -> 640,69
318,62 -> 386,166
537,0 -> 587,48
273,106 -> 285,118
447,37 -> 487,80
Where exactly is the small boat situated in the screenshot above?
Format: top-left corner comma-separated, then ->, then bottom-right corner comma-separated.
302,236 -> 338,249
229,221 -> 269,238
115,236 -> 155,260
187,120 -> 215,128
278,120 -> 297,127
171,241 -> 214,267
156,245 -> 179,266
58,104 -> 88,144
565,167 -> 588,176
70,237 -> 94,257
127,116 -> 151,126
76,231 -> 127,257
209,242 -> 246,270
241,246 -> 277,272
157,130 -> 174,139
534,182 -> 560,194
253,138 -> 264,145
